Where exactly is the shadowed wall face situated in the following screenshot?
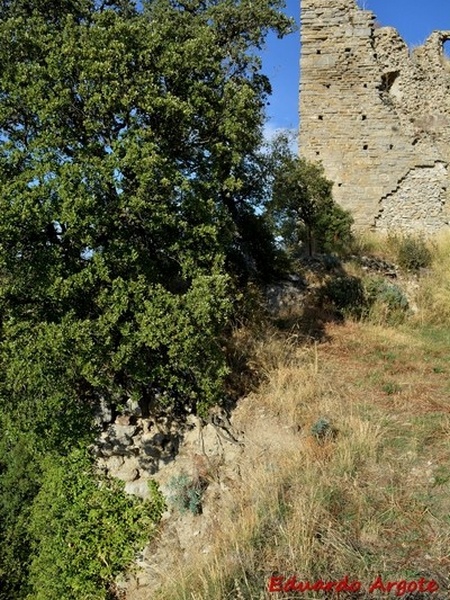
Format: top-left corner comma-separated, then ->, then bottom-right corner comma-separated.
299,0 -> 450,231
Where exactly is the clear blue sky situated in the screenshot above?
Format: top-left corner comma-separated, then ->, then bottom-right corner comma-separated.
262,0 -> 450,134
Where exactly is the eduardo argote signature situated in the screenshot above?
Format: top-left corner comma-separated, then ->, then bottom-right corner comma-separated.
268,574 -> 440,596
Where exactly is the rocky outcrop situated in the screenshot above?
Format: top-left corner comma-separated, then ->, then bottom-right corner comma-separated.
265,273 -> 307,314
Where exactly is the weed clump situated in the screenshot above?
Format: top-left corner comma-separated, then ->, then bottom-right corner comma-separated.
382,381 -> 402,395
396,234 -> 432,272
168,472 -> 207,515
311,417 -> 336,442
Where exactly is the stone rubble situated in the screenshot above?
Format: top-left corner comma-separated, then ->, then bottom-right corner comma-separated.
93,403 -> 184,498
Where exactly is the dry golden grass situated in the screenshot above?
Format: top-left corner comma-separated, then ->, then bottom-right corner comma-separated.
350,230 -> 396,261
149,234 -> 450,600
153,318 -> 450,599
415,232 -> 450,325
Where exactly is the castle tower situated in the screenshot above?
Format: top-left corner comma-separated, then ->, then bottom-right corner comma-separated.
299,0 -> 450,231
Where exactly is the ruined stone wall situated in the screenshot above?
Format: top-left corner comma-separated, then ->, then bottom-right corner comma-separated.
299,0 -> 450,231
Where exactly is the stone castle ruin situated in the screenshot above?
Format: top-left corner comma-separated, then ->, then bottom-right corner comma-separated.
299,0 -> 450,231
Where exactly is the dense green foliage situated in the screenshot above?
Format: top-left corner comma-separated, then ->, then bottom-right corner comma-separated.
0,0 -> 290,423
267,135 -> 354,256
28,449 -> 165,600
0,0 -> 293,596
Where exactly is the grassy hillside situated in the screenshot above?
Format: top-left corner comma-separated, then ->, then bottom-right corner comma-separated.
145,233 -> 450,600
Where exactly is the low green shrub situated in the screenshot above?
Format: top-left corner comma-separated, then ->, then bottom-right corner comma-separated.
364,276 -> 408,310
321,275 -> 366,317
321,272 -> 409,325
363,276 -> 409,324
